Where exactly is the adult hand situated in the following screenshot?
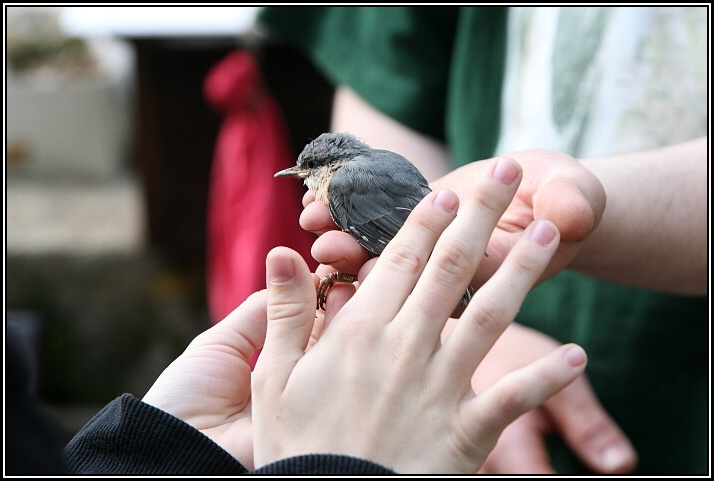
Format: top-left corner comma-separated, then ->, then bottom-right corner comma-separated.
253,158 -> 587,473
301,150 -> 605,289
142,292 -> 268,470
449,322 -> 638,474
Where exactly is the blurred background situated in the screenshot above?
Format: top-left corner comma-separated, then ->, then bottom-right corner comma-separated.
6,5 -> 332,444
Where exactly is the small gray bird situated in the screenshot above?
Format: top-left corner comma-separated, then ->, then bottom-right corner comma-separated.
275,132 -> 474,310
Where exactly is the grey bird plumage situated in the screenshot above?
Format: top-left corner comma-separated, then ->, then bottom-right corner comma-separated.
275,132 -> 474,309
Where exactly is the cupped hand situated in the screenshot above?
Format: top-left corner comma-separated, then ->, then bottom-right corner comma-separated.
252,158 -> 587,473
142,292 -> 268,470
302,150 -> 606,289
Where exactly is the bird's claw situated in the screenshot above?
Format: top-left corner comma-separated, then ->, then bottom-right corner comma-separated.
317,272 -> 358,310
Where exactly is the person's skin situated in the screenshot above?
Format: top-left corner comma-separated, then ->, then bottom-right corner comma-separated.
330,87 -> 707,295
326,86 -> 706,473
300,156 -> 637,474
571,136 -> 707,295
253,159 -> 586,473
142,291 -> 265,469
463,322 -> 632,475
331,87 -> 453,181
308,85 -> 641,474
142,158 -> 584,473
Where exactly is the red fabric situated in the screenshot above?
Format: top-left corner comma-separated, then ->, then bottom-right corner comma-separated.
204,50 -> 317,366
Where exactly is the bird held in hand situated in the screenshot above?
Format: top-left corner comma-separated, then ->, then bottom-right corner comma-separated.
275,132 -> 475,310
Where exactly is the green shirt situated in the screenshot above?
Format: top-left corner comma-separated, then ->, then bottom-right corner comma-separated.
258,7 -> 506,166
258,6 -> 708,474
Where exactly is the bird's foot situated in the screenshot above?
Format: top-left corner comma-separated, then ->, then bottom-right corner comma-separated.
317,272 -> 358,310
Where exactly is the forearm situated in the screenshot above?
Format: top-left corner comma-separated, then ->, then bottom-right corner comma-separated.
331,86 -> 452,182
571,136 -> 707,296
330,87 -> 707,295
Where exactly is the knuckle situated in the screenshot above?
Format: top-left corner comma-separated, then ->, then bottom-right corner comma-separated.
268,298 -> 306,320
385,326 -> 423,368
509,247 -> 546,278
334,313 -> 372,340
267,299 -> 313,334
567,410 -> 618,446
432,237 -> 477,284
381,243 -> 425,276
410,206 -> 449,233
473,296 -> 511,335
492,381 -> 530,419
497,384 -> 528,417
473,187 -> 509,217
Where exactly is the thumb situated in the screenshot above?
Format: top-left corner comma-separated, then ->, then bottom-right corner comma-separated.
547,374 -> 638,474
254,247 -> 316,388
534,176 -> 604,243
478,412 -> 556,474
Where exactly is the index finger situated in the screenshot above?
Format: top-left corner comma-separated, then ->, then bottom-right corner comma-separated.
300,196 -> 340,235
346,189 -> 460,324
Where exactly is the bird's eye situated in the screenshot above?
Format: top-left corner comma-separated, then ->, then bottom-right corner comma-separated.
307,160 -> 316,169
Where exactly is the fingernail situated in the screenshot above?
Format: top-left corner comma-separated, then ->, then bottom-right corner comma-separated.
492,158 -> 519,184
562,344 -> 587,368
433,189 -> 458,213
601,446 -> 632,473
269,256 -> 296,284
529,220 -> 558,246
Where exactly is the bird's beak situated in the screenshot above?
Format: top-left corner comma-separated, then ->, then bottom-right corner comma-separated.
274,166 -> 309,179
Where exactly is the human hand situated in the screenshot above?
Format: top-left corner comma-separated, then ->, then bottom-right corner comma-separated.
142,292 -> 268,470
252,158 -> 587,473
447,322 -> 638,474
434,150 -> 605,287
301,150 -> 605,290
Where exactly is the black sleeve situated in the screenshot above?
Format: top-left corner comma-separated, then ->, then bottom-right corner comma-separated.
63,393 -> 248,475
252,454 -> 395,475
64,394 -> 396,475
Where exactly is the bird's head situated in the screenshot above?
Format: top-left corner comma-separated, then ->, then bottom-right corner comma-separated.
274,132 -> 370,180
274,133 -> 371,199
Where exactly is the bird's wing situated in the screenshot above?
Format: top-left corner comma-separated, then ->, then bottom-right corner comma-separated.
328,151 -> 432,255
